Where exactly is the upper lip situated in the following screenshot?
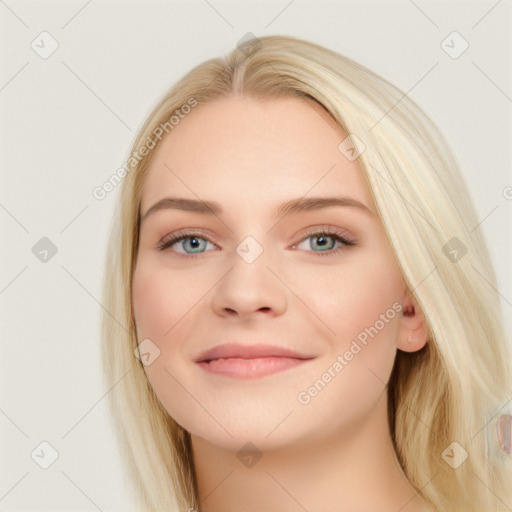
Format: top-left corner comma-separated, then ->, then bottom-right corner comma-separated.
194,343 -> 315,363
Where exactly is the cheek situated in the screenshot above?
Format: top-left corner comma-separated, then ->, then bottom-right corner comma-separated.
131,259 -> 204,427
132,257 -> 201,340
298,252 -> 404,360
132,263 -> 172,339
290,255 -> 404,425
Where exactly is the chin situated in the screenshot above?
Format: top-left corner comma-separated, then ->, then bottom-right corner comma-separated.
186,415 -> 311,454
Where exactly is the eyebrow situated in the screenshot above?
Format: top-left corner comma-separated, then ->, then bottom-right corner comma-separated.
140,196 -> 374,223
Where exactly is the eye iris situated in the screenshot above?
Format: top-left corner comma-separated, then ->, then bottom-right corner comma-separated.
312,235 -> 334,251
184,237 -> 205,253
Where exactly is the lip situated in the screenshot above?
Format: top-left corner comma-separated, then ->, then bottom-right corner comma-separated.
195,343 -> 316,379
195,343 -> 313,362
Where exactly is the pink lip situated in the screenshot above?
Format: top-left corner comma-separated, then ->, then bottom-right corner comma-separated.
195,343 -> 316,379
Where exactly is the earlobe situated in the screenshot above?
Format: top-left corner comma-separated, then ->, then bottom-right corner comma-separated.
396,293 -> 429,353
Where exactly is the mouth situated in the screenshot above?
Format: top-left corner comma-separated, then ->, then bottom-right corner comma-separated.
195,343 -> 316,379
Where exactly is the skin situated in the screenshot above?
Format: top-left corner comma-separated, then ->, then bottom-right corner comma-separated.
132,95 -> 432,512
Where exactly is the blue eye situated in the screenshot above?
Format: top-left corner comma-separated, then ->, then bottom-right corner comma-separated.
157,230 -> 217,255
157,227 -> 357,257
294,231 -> 356,256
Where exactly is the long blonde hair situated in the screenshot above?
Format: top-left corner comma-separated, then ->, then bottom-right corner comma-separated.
101,35 -> 512,511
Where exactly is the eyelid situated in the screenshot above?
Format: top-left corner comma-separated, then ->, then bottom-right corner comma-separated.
157,225 -> 357,255
292,224 -> 356,247
157,227 -> 215,250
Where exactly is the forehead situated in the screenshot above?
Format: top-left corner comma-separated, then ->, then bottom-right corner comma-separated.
140,95 -> 373,216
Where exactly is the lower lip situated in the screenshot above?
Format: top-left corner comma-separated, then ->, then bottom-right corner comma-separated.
197,357 -> 311,379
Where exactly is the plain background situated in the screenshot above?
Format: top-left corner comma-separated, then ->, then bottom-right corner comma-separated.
1,0 -> 511,510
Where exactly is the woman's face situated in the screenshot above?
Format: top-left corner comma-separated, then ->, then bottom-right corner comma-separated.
132,95 -> 416,450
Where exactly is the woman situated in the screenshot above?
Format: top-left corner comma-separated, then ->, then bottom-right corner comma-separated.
101,35 -> 512,511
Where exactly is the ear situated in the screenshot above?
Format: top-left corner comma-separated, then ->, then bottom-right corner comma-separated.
396,292 -> 429,353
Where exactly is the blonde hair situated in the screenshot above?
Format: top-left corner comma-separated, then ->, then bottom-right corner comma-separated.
101,35 -> 512,511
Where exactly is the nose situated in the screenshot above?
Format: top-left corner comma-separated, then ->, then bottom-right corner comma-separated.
210,240 -> 287,320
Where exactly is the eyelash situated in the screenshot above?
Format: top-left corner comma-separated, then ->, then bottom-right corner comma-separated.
156,226 -> 357,258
